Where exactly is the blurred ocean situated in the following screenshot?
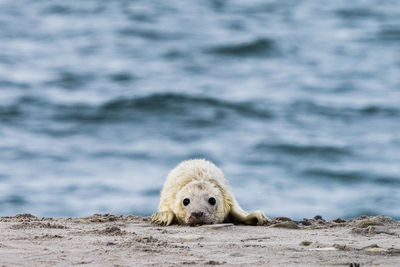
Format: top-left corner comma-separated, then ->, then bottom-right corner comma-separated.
0,0 -> 399,220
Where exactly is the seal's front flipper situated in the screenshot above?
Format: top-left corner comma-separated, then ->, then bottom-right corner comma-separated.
151,211 -> 175,226
243,210 -> 268,225
229,204 -> 268,225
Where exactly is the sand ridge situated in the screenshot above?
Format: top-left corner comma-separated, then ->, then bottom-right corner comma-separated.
0,214 -> 399,266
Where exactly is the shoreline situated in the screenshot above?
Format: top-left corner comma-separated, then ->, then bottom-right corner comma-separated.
0,214 -> 399,266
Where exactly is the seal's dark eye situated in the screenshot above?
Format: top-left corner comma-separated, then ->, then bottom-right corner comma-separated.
208,197 -> 216,205
183,198 -> 190,206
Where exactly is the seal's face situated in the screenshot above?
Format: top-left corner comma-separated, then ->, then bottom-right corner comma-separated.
174,181 -> 225,225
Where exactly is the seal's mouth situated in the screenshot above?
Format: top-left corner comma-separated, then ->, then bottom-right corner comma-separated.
185,213 -> 211,225
186,220 -> 208,226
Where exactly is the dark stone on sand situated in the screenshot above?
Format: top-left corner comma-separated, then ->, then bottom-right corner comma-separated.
274,217 -> 293,222
333,218 -> 346,223
299,241 -> 312,246
14,214 -> 37,219
297,220 -> 312,226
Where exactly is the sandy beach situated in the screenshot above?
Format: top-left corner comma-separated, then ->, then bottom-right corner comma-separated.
0,214 -> 399,266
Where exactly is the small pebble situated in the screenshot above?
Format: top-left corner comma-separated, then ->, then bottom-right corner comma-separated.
333,244 -> 346,250
362,244 -> 379,249
365,247 -> 387,252
299,241 -> 312,246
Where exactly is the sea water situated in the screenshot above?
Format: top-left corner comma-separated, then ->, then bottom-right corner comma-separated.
0,0 -> 399,219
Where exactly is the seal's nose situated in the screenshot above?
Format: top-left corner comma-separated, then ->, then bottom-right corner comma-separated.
191,212 -> 204,219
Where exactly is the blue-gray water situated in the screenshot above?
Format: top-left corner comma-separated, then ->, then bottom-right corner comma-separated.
0,0 -> 399,220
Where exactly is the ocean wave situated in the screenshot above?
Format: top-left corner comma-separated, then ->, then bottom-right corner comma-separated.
359,106 -> 400,116
0,80 -> 30,89
373,176 -> 400,186
118,28 -> 183,41
255,143 -> 351,158
0,105 -> 21,121
42,5 -> 72,15
46,71 -> 95,90
302,168 -> 366,183
0,195 -> 27,206
54,93 -> 273,123
378,28 -> 400,41
207,38 -> 277,57
41,3 -> 103,15
108,72 -> 136,83
289,101 -> 400,119
90,150 -> 152,160
335,8 -> 381,19
0,96 -> 50,121
302,169 -> 400,186
2,95 -> 398,124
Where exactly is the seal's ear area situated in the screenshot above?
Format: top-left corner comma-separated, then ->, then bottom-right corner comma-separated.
213,183 -> 233,216
151,211 -> 175,226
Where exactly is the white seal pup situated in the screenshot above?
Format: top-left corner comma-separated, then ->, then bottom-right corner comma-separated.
151,159 -> 268,226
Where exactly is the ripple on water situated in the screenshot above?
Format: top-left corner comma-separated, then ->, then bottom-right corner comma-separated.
52,93 -> 273,123
108,72 -> 136,83
255,143 -> 351,159
379,28 -> 400,41
46,71 -> 95,90
373,176 -> 400,186
335,8 -> 382,20
1,195 -> 27,206
118,27 -> 184,41
302,168 -> 370,183
207,38 -> 277,57
0,0 -> 399,219
288,101 -> 400,120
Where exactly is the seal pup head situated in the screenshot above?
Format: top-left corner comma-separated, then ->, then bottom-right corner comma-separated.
173,180 -> 225,225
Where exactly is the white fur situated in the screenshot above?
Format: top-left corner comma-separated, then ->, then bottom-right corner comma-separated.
151,159 -> 268,226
